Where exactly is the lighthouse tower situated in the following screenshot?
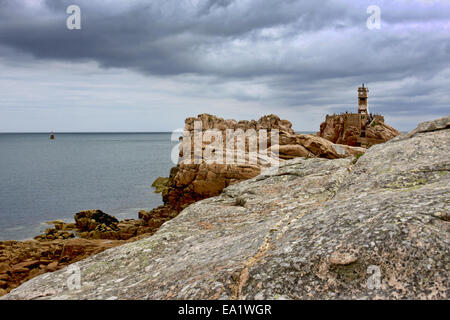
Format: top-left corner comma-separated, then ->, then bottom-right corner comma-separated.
358,84 -> 370,115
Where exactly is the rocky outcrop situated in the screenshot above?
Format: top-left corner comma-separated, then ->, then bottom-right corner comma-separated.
137,206 -> 179,230
163,114 -> 290,210
318,113 -> 400,147
5,116 -> 448,300
74,210 -> 155,240
163,163 -> 262,211
277,131 -> 365,159
184,113 -> 295,134
34,210 -> 155,241
74,210 -> 120,233
0,207 -> 179,296
365,121 -> 400,141
0,238 -> 124,296
164,114 -> 365,211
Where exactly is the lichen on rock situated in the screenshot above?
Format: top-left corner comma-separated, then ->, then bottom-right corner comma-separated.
151,177 -> 170,194
3,116 -> 448,300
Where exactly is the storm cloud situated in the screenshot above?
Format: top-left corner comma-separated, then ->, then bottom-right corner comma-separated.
0,0 -> 449,131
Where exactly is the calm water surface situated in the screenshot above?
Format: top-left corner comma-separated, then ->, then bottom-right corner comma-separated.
0,133 -> 175,240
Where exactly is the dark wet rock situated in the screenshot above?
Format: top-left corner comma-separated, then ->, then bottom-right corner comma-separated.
74,210 -> 119,232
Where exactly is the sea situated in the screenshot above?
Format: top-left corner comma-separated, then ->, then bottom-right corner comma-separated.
0,133 -> 176,240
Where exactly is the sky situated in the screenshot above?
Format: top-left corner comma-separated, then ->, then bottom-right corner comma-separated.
0,0 -> 449,132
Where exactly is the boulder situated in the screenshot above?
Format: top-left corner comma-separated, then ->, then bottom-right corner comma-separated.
74,210 -> 119,232
165,114 -> 365,210
366,121 -> 400,141
46,262 -> 58,272
318,113 -> 400,147
276,144 -> 313,159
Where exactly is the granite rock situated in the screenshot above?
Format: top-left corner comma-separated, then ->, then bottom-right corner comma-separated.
3,117 -> 449,300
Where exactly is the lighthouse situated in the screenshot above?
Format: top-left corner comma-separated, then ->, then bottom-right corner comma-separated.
358,84 -> 370,115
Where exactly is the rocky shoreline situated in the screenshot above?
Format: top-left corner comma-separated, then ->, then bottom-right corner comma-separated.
0,207 -> 179,296
2,115 -> 447,300
0,113 -> 400,297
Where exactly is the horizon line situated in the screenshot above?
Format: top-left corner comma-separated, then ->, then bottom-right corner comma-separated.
0,130 -> 318,134
0,131 -> 174,134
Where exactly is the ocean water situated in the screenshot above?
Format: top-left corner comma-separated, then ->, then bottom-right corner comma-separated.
0,133 -> 175,240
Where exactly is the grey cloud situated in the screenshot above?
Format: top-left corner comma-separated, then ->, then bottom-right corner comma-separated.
0,0 -> 449,131
1,0 -> 448,77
